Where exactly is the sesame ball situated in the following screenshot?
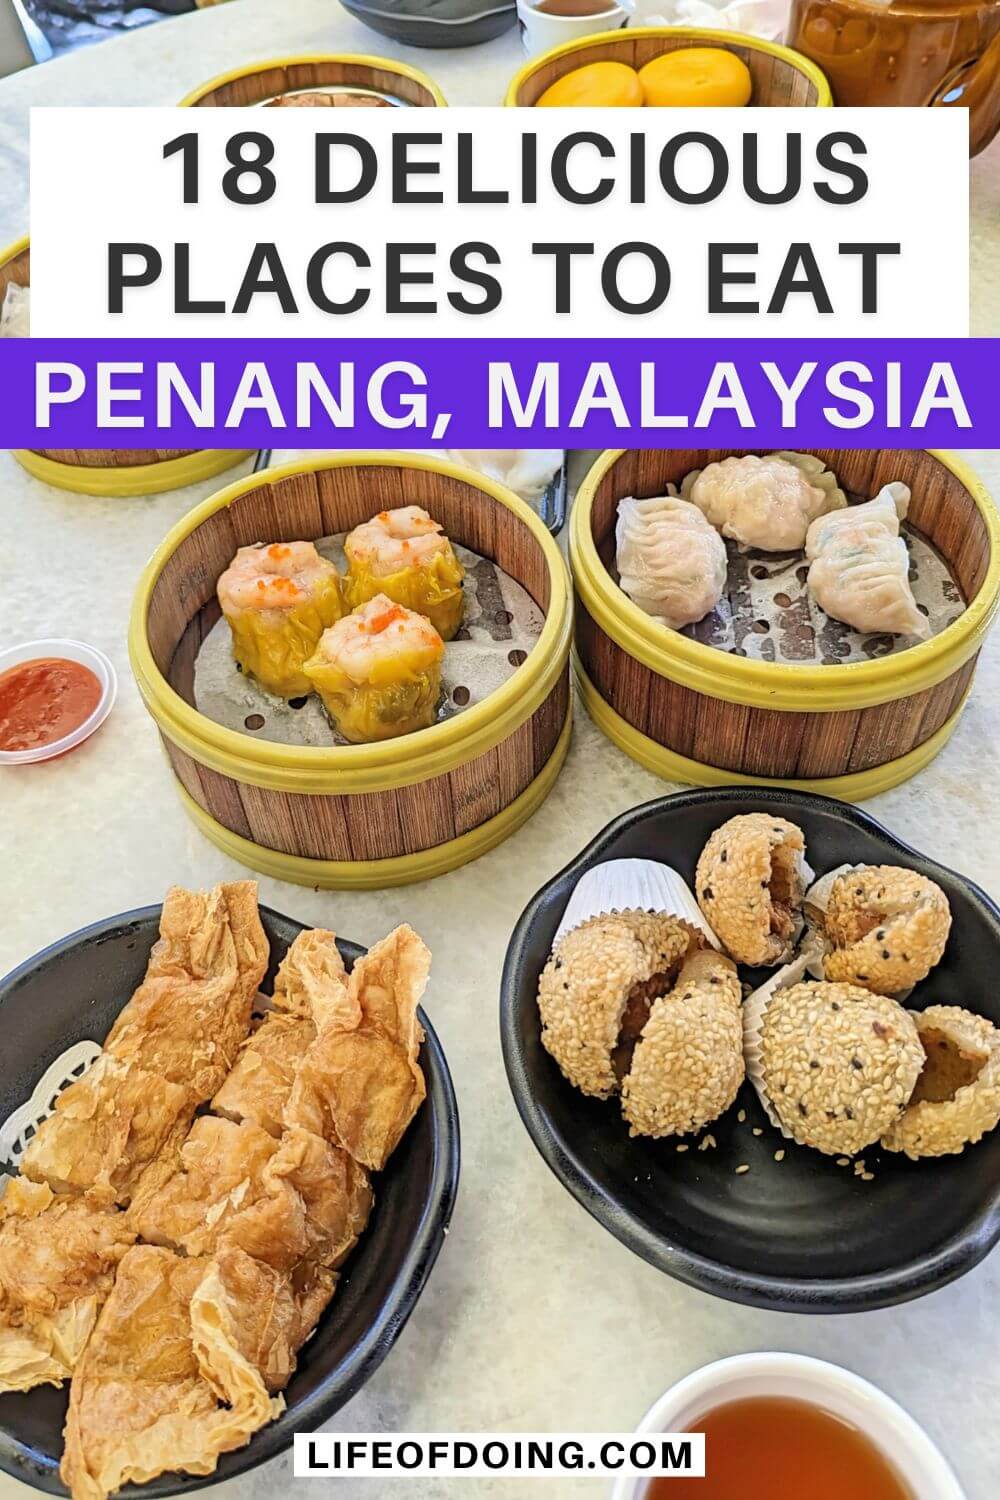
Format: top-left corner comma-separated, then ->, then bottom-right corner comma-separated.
882,1005 -> 1000,1159
822,866 -> 951,994
696,814 -> 808,967
759,981 -> 924,1156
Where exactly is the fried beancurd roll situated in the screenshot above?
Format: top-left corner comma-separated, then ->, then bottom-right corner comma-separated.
134,1116 -> 372,1275
304,596 -> 444,744
882,1006 -> 1000,1159
537,912 -> 699,1100
19,1055 -> 194,1207
0,1179 -> 135,1394
217,541 -> 344,699
285,925 -> 430,1171
696,814 -> 810,967
343,506 -> 465,640
105,881 -> 268,1101
622,950 -> 744,1139
212,930 -> 356,1138
821,865 -> 951,994
61,1245 -> 282,1500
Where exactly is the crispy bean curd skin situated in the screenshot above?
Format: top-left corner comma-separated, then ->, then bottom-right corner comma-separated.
882,1005 -> 1000,1159
759,981 -> 924,1156
622,950 -> 743,1139
696,814 -> 809,967
822,866 -> 951,994
537,912 -> 699,1100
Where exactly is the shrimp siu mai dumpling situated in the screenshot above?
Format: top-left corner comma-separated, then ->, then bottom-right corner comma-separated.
343,506 -> 465,641
217,542 -> 344,699
615,493 -> 728,629
805,483 -> 930,639
682,452 -> 846,552
304,595 -> 444,744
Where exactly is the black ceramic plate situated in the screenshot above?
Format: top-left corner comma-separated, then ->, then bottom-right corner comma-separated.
501,787 -> 1000,1314
0,905 -> 460,1495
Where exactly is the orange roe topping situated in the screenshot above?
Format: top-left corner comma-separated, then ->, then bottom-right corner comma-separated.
367,603 -> 408,633
266,544 -> 292,561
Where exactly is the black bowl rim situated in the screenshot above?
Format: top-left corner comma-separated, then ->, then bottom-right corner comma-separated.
0,903 -> 461,1495
500,786 -> 1000,1313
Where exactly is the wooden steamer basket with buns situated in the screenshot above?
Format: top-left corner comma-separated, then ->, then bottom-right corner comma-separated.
505,26 -> 833,105
0,238 -> 253,498
129,455 -> 572,889
180,53 -> 447,108
571,448 -> 1000,799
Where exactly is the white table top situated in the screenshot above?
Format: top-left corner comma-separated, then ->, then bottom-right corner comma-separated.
1,5 -> 998,1499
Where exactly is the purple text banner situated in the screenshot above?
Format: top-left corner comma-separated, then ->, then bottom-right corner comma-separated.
2,340 -> 997,450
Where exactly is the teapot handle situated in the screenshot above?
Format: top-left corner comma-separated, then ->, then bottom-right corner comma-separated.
930,31 -> 1000,156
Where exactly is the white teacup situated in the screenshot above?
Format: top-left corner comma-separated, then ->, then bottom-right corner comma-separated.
515,0 -> 628,58
610,1353 -> 965,1500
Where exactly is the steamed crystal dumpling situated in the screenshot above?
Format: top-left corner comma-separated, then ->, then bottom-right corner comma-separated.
343,506 -> 465,641
682,452 -> 846,552
444,450 -> 563,505
217,541 -> 344,699
615,494 -> 728,629
805,483 -> 931,640
304,594 -> 444,743
0,282 -> 29,338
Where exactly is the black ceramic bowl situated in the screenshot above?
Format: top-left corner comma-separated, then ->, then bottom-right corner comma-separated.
501,788 -> 1000,1313
0,904 -> 460,1495
340,0 -> 517,49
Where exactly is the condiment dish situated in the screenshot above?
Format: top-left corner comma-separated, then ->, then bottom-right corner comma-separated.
0,639 -> 116,765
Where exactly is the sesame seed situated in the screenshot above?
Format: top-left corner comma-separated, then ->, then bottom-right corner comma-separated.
752,1127 -> 763,1137
738,1109 -> 747,1123
774,1149 -> 786,1161
735,1164 -> 750,1175
676,1144 -> 689,1153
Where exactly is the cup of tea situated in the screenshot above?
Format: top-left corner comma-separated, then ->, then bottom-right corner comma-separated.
515,0 -> 628,57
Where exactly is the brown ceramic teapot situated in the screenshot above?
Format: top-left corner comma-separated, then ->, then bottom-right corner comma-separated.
787,0 -> 1000,154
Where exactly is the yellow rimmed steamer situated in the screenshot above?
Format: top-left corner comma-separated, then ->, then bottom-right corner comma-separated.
572,449 -> 1000,799
129,455 -> 572,888
505,27 -> 833,106
180,53 -> 447,108
0,238 -> 253,498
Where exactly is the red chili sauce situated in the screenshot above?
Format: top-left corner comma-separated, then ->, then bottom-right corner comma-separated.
645,1397 -> 914,1500
0,657 -> 102,752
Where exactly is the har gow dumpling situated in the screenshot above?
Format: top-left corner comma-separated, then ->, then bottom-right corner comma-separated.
805,483 -> 931,640
615,493 -> 728,629
681,451 -> 846,552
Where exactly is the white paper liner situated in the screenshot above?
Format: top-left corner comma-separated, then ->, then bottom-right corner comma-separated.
741,944 -> 823,1137
553,859 -> 720,949
0,1040 -> 102,1184
194,536 -> 545,748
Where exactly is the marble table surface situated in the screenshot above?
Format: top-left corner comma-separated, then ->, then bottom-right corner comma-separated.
1,5 -> 999,1499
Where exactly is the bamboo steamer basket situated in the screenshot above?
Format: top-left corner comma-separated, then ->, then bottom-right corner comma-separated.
180,54 -> 447,107
572,448 -> 1000,800
129,454 -> 572,889
506,27 -> 833,106
0,238 -> 252,497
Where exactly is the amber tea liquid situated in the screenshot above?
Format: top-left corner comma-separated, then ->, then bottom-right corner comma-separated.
644,1396 -> 914,1499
